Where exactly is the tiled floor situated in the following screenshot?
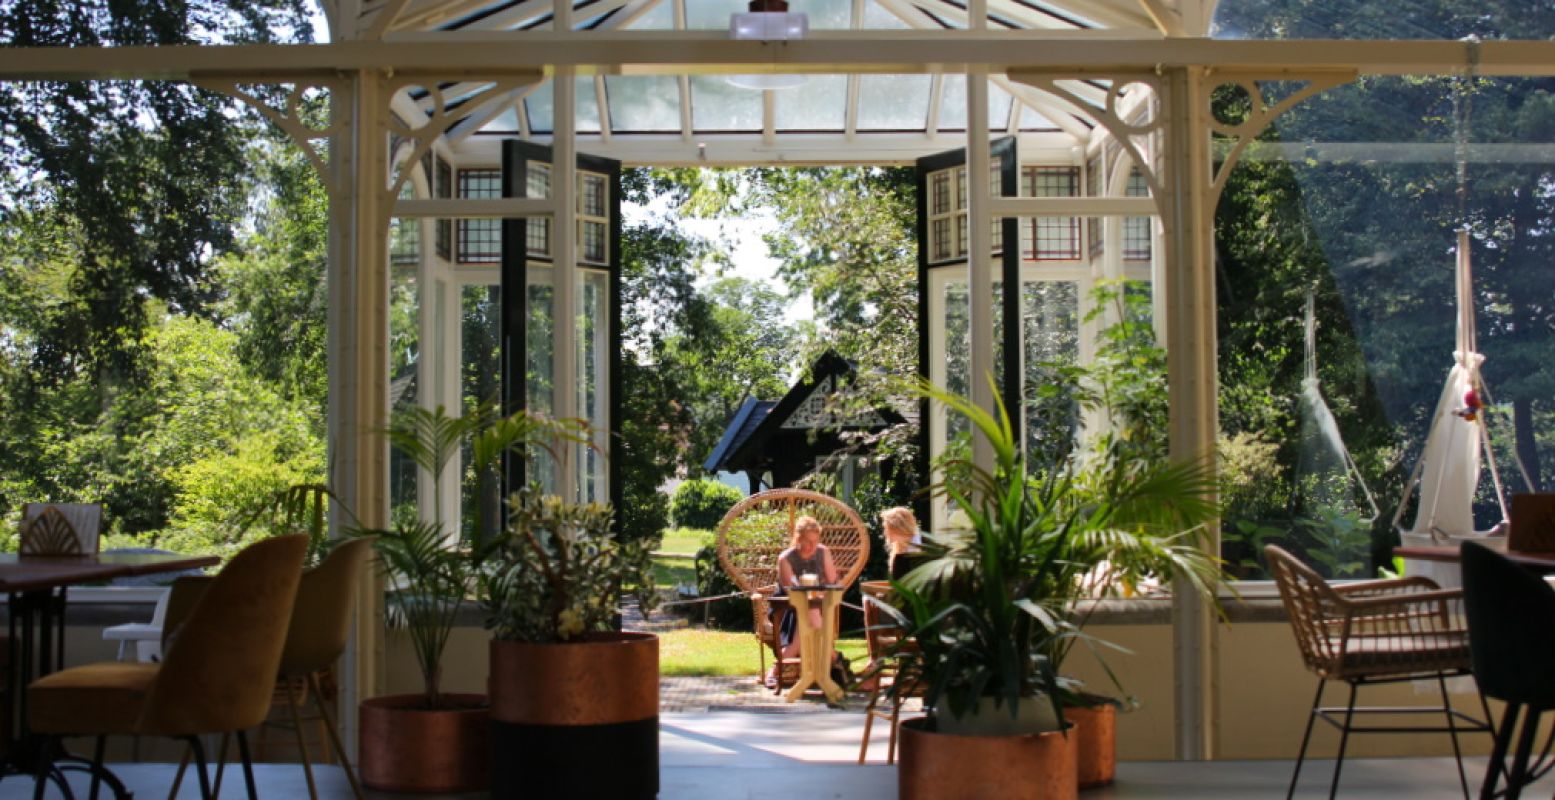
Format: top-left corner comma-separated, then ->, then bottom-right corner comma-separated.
0,711 -> 1507,799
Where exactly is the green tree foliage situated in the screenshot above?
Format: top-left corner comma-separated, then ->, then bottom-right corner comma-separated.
669,478 -> 744,531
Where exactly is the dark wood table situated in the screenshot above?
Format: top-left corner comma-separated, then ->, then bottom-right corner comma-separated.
1394,545 -> 1555,572
0,551 -> 218,788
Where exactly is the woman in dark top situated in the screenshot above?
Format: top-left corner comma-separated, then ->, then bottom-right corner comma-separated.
765,515 -> 838,688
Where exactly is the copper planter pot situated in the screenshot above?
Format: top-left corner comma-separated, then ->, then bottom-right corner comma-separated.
489,632 -> 659,798
1066,703 -> 1117,789
898,717 -> 1077,800
358,693 -> 489,794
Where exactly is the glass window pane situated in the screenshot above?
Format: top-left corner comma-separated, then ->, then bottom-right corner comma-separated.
774,75 -> 847,131
458,169 -> 503,264
1021,281 -> 1080,460
576,79 -> 602,133
939,76 -> 966,130
684,0 -> 747,29
461,284 -> 502,541
604,76 -> 682,132
690,75 -> 763,131
789,0 -> 852,29
988,82 -> 1014,130
525,81 -> 554,133
863,1 -> 912,29
856,75 -> 933,130
623,0 -> 673,29
478,106 -> 520,135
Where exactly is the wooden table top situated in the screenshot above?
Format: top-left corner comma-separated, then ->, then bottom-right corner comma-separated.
0,552 -> 219,593
1395,544 -> 1555,570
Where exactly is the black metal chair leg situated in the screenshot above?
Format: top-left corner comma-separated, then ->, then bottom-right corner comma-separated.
237,729 -> 260,800
1438,673 -> 1469,800
1507,708 -> 1542,800
186,735 -> 214,800
32,734 -> 56,800
1286,678 -> 1325,800
1482,702 -> 1520,800
1327,681 -> 1360,800
87,735 -> 105,800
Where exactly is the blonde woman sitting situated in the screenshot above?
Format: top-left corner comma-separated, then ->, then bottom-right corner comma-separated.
881,506 -> 924,580
765,515 -> 838,688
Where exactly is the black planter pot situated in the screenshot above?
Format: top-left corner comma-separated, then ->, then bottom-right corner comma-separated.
488,632 -> 659,798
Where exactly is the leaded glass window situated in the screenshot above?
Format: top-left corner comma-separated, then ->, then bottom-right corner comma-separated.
1123,167 -> 1151,261
1022,166 -> 1080,261
458,169 -> 502,264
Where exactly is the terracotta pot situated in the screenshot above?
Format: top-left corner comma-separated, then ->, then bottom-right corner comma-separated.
898,716 -> 1077,800
1066,703 -> 1117,789
489,632 -> 659,799
358,693 -> 489,794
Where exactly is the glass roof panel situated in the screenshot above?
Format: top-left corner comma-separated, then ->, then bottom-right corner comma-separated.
576,80 -> 602,133
519,80 -> 602,133
863,0 -> 914,29
525,80 -> 554,133
690,76 -> 764,131
685,0 -> 747,30
480,106 -> 521,134
1020,104 -> 1059,131
939,76 -> 965,130
774,75 -> 848,130
989,82 -> 1014,129
789,0 -> 854,30
857,74 -> 934,130
623,0 -> 675,29
605,76 -> 683,132
1212,0 -> 1555,39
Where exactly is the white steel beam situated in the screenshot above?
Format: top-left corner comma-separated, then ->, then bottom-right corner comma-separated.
1161,65 -> 1219,762
553,66 -> 579,503
967,70 -> 995,474
9,37 -> 1555,80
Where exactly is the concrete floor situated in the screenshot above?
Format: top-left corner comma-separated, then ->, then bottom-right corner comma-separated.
0,711 -> 1512,799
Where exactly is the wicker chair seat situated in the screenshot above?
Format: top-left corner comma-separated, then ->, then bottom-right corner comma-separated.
716,489 -> 870,692
1328,633 -> 1471,678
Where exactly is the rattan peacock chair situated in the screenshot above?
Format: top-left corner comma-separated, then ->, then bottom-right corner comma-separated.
716,488 -> 870,693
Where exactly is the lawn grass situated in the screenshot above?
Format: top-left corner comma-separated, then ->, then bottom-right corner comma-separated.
652,554 -> 696,590
657,627 -> 869,677
657,527 -> 713,556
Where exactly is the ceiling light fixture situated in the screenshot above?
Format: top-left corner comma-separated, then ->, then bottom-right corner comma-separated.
727,0 -> 808,91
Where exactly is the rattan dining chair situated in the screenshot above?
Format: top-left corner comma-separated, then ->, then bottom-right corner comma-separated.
1265,544 -> 1491,800
19,503 -> 102,556
857,581 -> 922,764
1461,540 -> 1555,799
27,534 -> 307,800
715,489 -> 870,693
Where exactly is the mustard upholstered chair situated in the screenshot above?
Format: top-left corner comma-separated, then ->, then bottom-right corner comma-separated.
269,536 -> 372,800
27,534 -> 307,800
168,537 -> 373,800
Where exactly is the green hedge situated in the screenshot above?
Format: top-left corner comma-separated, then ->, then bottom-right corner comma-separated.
670,478 -> 743,530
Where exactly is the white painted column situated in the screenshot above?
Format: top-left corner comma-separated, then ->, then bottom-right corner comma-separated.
332,69 -> 390,755
1162,66 -> 1220,761
966,70 -> 995,473
554,66 -> 580,502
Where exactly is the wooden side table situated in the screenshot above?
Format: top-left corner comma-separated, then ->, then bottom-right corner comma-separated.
784,585 -> 845,704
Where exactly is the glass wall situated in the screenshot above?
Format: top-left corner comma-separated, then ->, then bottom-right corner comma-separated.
1214,75 -> 1554,579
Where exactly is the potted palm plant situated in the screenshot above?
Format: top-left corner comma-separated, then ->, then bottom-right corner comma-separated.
355,403 -> 585,794
481,484 -> 659,798
883,380 -> 1219,800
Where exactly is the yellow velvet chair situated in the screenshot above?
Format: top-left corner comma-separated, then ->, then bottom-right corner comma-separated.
168,537 -> 374,800
27,534 -> 308,800
269,536 -> 372,800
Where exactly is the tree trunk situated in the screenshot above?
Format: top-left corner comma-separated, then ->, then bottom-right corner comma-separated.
1514,396 -> 1543,492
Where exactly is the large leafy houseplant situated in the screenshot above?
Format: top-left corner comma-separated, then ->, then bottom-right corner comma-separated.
885,379 -> 1221,734
482,485 -> 657,642
359,403 -> 587,708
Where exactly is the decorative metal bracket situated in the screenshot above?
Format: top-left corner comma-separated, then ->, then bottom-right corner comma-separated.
1204,70 -> 1354,207
380,74 -> 541,211
1009,70 -> 1167,216
194,77 -> 349,199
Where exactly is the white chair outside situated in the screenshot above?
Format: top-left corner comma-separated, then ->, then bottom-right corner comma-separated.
102,587 -> 170,662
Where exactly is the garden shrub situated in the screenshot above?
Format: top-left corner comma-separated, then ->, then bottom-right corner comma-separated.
670,478 -> 742,530
693,543 -> 752,630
